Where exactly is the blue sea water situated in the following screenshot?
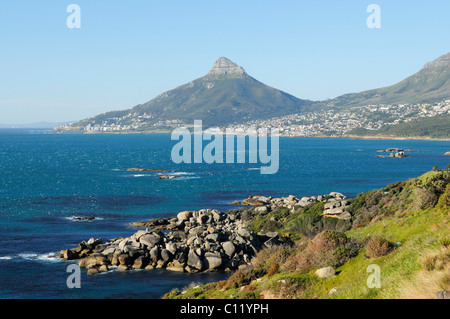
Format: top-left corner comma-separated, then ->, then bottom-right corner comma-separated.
0,129 -> 448,299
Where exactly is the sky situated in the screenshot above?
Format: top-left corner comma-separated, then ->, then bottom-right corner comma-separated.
0,0 -> 449,124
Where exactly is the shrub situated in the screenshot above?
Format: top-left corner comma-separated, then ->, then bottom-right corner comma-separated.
267,263 -> 279,277
365,236 -> 393,258
252,245 -> 295,271
216,280 -> 227,290
225,267 -> 266,289
283,230 -> 360,272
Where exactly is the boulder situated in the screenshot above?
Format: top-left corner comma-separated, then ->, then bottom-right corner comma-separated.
315,267 -> 335,278
87,237 -> 103,246
266,231 -> 279,238
139,233 -> 161,248
177,211 -> 192,222
187,250 -> 204,270
324,207 -> 345,216
188,226 -> 206,237
237,228 -> 251,238
204,252 -> 223,270
118,264 -> 129,271
160,249 -> 171,263
329,192 -> 346,199
101,247 -> 116,256
149,246 -> 159,261
61,249 -> 78,261
222,241 -> 236,257
254,206 -> 268,214
205,233 -> 220,242
166,242 -> 177,255
242,198 -> 264,206
253,196 -> 270,204
118,254 -> 132,265
132,256 -> 147,269
87,268 -> 99,275
98,265 -> 109,272
79,256 -> 98,269
197,214 -> 210,225
166,260 -> 185,272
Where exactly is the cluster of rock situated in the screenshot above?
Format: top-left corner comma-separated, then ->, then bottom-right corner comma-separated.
158,175 -> 180,180
376,148 -> 410,158
323,194 -> 351,220
59,209 -> 279,275
59,191 -> 353,275
235,192 -> 351,220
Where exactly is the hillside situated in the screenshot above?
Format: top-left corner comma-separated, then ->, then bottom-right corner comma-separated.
346,113 -> 450,139
327,53 -> 450,108
164,170 -> 450,299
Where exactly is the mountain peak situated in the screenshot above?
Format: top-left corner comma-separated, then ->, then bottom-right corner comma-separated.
207,57 -> 247,76
423,52 -> 450,70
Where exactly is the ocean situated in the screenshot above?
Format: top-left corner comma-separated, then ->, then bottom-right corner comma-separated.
0,129 -> 448,298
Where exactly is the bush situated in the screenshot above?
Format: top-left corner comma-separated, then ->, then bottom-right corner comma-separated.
283,230 -> 360,272
267,263 -> 279,277
365,236 -> 392,258
225,267 -> 266,289
252,245 -> 294,271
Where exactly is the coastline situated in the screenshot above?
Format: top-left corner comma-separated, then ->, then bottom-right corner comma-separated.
52,130 -> 450,141
343,134 -> 450,141
58,193 -> 347,275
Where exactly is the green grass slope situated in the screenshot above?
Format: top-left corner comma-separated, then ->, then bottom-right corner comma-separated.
164,170 -> 450,299
346,114 -> 450,139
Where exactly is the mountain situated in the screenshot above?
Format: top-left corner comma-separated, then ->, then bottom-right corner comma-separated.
327,52 -> 450,108
57,53 -> 450,135
61,57 -> 312,132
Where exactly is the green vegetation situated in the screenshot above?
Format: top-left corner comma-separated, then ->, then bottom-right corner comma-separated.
164,171 -> 450,299
347,114 -> 450,139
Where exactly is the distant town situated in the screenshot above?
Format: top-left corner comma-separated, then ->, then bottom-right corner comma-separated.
57,99 -> 450,137
227,99 -> 450,137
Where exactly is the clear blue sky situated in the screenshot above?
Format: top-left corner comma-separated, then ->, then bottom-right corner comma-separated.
1,0 -> 449,123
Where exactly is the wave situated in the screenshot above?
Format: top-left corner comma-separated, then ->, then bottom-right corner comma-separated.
16,252 -> 60,263
64,216 -> 104,222
173,176 -> 201,180
0,256 -> 13,260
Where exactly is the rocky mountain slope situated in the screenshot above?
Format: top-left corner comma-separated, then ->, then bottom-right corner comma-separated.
61,57 -> 312,131
328,52 -> 450,108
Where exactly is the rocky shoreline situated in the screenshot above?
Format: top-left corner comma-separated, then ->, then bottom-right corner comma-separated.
59,192 -> 349,275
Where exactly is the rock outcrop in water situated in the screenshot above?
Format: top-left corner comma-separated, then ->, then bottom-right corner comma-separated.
59,209 -> 280,274
59,192 -> 350,274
